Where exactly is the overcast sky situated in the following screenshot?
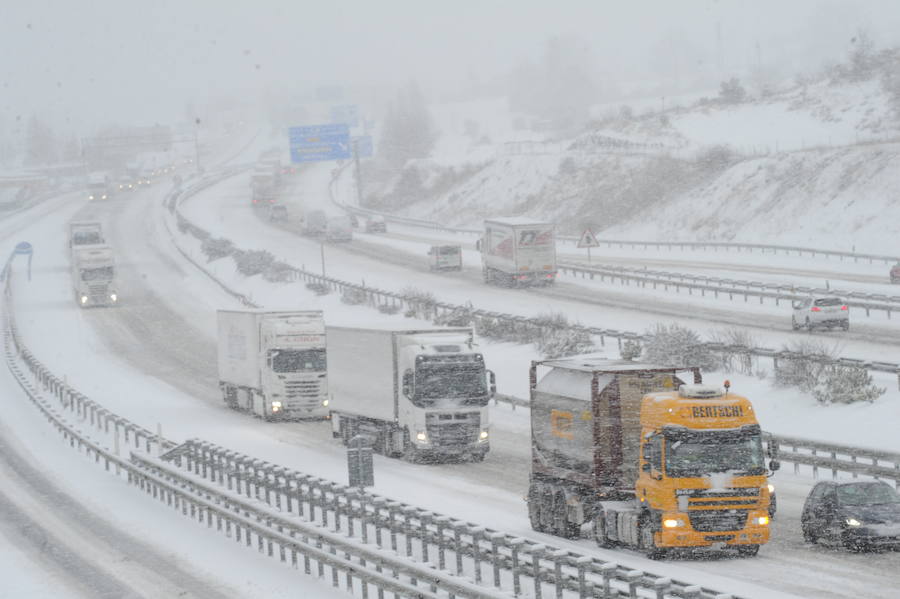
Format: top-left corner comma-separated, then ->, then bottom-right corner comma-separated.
2,0 -> 899,136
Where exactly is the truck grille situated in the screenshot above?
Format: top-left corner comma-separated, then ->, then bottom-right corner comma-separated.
681,487 -> 760,509
426,413 -> 480,447
689,510 -> 748,532
285,380 -> 323,399
88,283 -> 109,299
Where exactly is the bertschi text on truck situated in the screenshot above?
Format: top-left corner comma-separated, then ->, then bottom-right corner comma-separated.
328,327 -> 495,462
527,357 -> 779,558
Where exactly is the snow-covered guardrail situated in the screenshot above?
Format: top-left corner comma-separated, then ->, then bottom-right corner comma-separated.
557,262 -> 900,318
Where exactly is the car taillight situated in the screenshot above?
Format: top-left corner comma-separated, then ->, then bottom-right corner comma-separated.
810,306 -> 821,312
841,305 -> 848,310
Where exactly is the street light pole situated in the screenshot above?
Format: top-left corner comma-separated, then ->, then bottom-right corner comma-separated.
194,117 -> 201,172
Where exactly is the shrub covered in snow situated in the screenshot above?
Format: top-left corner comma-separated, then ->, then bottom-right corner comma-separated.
812,365 -> 885,405
233,249 -> 275,277
773,340 -> 839,392
643,323 -> 717,370
708,327 -> 759,375
201,237 -> 234,262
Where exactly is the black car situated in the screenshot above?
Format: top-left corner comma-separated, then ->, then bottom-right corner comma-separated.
801,481 -> 900,550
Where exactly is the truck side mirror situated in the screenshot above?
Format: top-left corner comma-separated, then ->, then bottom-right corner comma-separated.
767,437 -> 779,459
488,370 -> 496,397
402,370 -> 413,399
641,462 -> 651,472
768,459 -> 780,472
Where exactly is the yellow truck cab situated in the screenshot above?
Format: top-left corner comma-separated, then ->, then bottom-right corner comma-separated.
636,384 -> 773,554
527,357 -> 779,559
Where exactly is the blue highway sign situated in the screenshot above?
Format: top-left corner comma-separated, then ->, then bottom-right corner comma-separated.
289,124 -> 351,163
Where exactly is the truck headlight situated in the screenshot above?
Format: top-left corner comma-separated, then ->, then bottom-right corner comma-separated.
479,430 -> 489,441
109,293 -> 117,302
767,484 -> 775,494
663,518 -> 685,528
271,401 -> 282,412
415,431 -> 427,443
845,517 -> 861,527
754,516 -> 769,526
80,295 -> 88,305
322,399 -> 329,407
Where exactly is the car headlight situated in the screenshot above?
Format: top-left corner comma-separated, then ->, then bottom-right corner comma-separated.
109,293 -> 117,302
88,195 -> 95,200
845,517 -> 862,527
663,518 -> 685,528
767,484 -> 775,494
415,431 -> 427,442
80,295 -> 88,305
753,516 -> 769,526
322,399 -> 329,407
479,430 -> 489,440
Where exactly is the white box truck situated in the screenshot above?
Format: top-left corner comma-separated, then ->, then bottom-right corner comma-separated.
71,245 -> 118,307
476,217 -> 556,286
217,310 -> 328,420
328,327 -> 495,462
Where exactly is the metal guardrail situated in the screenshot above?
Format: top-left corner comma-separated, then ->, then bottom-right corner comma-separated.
556,262 -> 900,318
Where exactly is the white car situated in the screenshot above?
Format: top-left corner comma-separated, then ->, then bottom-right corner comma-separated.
791,296 -> 849,331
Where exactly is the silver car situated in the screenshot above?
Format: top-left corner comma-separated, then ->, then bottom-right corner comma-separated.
792,296 -> 849,331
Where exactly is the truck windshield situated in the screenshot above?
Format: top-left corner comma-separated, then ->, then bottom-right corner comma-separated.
413,363 -> 488,407
270,349 -> 326,373
82,266 -> 114,281
73,232 -> 102,245
664,430 -> 765,478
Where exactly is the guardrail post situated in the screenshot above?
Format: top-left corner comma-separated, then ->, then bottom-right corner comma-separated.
626,569 -> 643,598
419,512 -> 431,563
551,549 -> 567,599
601,562 -> 616,597
684,585 -> 701,599
575,556 -> 591,599
531,544 -> 545,599
490,532 -> 504,588
654,577 -> 672,599
454,524 -> 465,575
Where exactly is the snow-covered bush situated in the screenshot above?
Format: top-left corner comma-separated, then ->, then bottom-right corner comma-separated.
773,340 -> 839,391
434,303 -> 474,327
642,323 -> 717,370
533,312 -> 594,359
813,365 -> 885,405
708,327 -> 759,375
262,260 -> 294,283
233,249 -> 274,277
620,339 -> 642,361
401,286 -> 437,319
201,237 -> 234,262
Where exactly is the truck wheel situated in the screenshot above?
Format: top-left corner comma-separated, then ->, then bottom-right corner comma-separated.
841,320 -> 850,331
805,317 -> 812,331
593,512 -> 614,548
470,451 -> 487,463
791,316 -> 800,331
527,483 -> 546,532
639,519 -> 665,560
539,487 -> 554,532
736,544 -> 760,557
552,491 -> 579,539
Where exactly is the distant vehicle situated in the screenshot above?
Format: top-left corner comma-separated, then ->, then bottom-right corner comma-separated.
71,245 -> 118,307
801,481 -> 900,550
216,310 -> 328,420
250,169 -> 276,204
137,171 -> 153,186
116,178 -> 135,192
326,215 -> 353,242
68,221 -> 104,248
328,327 -> 494,462
268,204 -> 288,222
428,245 -> 462,271
302,210 -> 328,237
364,215 -> 387,233
349,213 -> 359,228
791,296 -> 849,331
476,217 -> 556,286
891,262 -> 900,284
86,173 -> 111,200
527,357 -> 776,557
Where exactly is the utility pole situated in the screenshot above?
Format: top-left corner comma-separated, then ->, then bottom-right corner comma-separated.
320,242 -> 326,278
353,138 -> 363,206
194,118 -> 201,173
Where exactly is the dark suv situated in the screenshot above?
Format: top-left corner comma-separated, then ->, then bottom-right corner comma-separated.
801,481 -> 900,550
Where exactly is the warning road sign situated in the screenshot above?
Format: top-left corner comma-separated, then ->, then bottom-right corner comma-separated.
577,229 -> 600,248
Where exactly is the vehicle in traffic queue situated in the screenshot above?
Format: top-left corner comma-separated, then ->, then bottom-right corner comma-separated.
791,296 -> 849,331
364,215 -> 387,233
801,481 -> 900,550
891,262 -> 900,284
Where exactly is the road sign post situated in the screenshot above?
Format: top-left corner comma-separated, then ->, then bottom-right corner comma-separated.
347,435 -> 375,489
2,241 -> 33,281
576,229 -> 600,264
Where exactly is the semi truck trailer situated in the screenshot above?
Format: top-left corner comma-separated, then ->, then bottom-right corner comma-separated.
69,221 -> 104,248
216,310 -> 329,420
527,357 -> 778,558
476,217 -> 556,286
328,327 -> 495,462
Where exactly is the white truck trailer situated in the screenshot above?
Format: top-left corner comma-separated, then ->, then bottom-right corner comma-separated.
71,245 -> 118,307
69,221 -> 105,248
216,310 -> 328,420
476,217 -> 557,286
328,327 -> 495,462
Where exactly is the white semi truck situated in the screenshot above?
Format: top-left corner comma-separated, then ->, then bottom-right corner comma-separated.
476,217 -> 557,286
71,245 -> 118,307
328,327 -> 495,462
216,310 -> 329,420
